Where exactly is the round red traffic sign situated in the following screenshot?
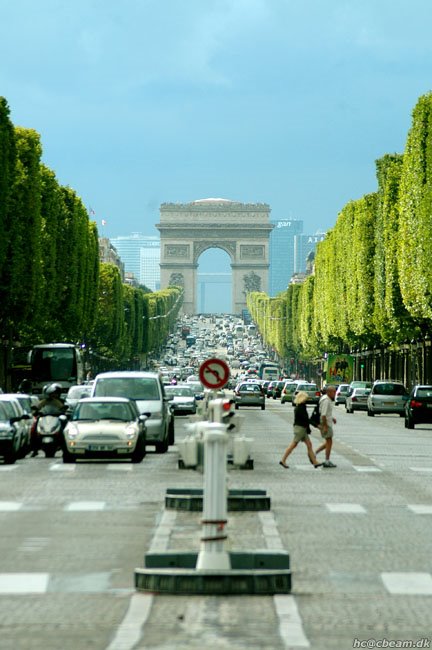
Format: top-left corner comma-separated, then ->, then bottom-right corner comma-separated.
199,358 -> 230,390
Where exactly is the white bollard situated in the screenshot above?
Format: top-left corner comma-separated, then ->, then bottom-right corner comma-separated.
196,422 -> 231,571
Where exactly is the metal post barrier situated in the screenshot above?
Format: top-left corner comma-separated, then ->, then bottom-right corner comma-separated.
196,422 -> 230,571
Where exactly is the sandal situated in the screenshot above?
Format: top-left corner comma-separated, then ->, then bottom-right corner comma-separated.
279,461 -> 289,469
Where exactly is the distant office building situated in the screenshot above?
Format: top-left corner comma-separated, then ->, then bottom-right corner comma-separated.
197,273 -> 231,313
294,232 -> 326,274
269,219 -> 303,296
109,233 -> 160,290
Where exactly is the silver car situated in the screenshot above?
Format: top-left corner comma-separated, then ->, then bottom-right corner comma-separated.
367,381 -> 408,416
234,382 -> 265,410
345,387 -> 371,413
91,371 -> 174,453
63,397 -> 147,463
164,385 -> 197,415
335,384 -> 350,406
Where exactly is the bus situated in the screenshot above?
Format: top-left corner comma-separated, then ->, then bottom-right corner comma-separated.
28,343 -> 85,396
258,362 -> 280,381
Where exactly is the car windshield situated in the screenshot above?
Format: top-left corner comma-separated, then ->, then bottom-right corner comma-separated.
374,383 -> 406,396
240,384 -> 261,392
187,382 -> 204,392
94,377 -> 160,400
0,403 -> 9,420
353,389 -> 370,396
73,402 -> 133,421
298,384 -> 316,391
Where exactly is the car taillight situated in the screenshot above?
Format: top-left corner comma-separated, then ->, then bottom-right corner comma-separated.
410,400 -> 422,408
352,397 -> 357,402
315,391 -> 320,397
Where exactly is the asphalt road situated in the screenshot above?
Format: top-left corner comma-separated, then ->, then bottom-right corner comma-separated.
1,397 -> 431,649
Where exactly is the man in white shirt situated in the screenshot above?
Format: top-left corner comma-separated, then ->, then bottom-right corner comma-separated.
315,385 -> 337,468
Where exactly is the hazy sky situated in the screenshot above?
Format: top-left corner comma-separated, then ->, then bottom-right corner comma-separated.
2,0 -> 432,241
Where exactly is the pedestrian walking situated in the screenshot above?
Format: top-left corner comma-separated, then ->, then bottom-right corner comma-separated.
315,384 -> 337,468
279,391 -> 323,469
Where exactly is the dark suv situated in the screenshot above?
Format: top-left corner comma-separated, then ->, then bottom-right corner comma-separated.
405,385 -> 432,429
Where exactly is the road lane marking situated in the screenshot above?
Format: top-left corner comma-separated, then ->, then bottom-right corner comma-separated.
352,466 -> 382,472
0,466 -> 18,471
0,501 -> 23,511
274,595 -> 310,648
106,509 -> 177,650
106,593 -> 153,650
326,503 -> 366,513
65,501 -> 106,511
0,573 -> 49,593
407,505 -> 432,514
410,467 -> 432,473
259,512 -> 310,648
50,463 -> 76,471
381,572 -> 432,594
107,464 -> 133,471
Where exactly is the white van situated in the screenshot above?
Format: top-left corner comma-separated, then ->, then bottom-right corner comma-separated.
91,371 -> 174,453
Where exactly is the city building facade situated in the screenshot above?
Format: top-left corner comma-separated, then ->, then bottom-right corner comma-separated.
269,218 -> 303,296
294,232 -> 326,274
98,237 -> 125,280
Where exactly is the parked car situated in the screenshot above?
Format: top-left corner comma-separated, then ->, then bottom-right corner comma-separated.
0,395 -> 31,463
62,397 -> 147,463
91,371 -> 174,453
291,383 -> 321,406
234,382 -> 265,410
345,387 -> 371,413
164,384 -> 197,415
405,385 -> 432,429
367,380 -> 408,416
335,384 -> 350,406
280,381 -> 298,404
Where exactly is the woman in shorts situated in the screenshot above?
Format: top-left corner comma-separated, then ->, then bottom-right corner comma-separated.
279,391 -> 322,469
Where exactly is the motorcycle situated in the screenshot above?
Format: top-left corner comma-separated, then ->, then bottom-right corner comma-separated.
35,411 -> 68,458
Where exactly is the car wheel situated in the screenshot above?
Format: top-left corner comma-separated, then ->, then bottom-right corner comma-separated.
168,420 -> 175,446
235,404 -> 239,410
3,450 -> 16,465
261,403 -> 265,410
156,439 -> 168,454
44,446 -> 57,458
405,417 -> 414,430
131,435 -> 146,462
367,408 -> 374,417
399,412 -> 405,418
62,451 -> 76,463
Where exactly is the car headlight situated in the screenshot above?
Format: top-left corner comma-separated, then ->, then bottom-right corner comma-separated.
125,425 -> 137,439
0,428 -> 15,438
66,424 -> 79,439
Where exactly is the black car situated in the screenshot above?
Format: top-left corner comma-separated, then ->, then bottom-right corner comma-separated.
405,385 -> 432,429
269,380 -> 285,400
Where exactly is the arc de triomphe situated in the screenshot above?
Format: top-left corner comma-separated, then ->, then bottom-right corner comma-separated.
157,198 -> 273,314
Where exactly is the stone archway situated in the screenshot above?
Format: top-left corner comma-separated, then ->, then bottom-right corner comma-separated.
157,198 -> 273,314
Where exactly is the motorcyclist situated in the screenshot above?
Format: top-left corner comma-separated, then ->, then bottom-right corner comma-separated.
31,384 -> 67,457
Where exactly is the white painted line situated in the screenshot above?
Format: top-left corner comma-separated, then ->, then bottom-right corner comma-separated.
0,573 -> 49,593
50,463 -> 76,471
107,464 -> 133,471
382,572 -> 432,595
274,595 -> 310,648
410,467 -> 432,473
65,501 -> 106,511
0,501 -> 23,511
407,505 -> 432,515
352,466 -> 382,472
0,466 -> 18,471
106,593 -> 153,650
260,514 -> 310,647
106,508 -> 177,650
326,503 -> 366,514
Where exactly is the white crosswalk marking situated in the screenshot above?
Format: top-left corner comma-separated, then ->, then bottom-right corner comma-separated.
326,503 -> 366,513
0,501 -> 22,511
50,463 -> 76,471
407,505 -> 432,514
65,502 -> 106,511
382,572 -> 432,595
0,573 -> 49,593
352,466 -> 382,472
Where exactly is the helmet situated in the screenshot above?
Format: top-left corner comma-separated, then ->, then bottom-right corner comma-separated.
46,383 -> 62,396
